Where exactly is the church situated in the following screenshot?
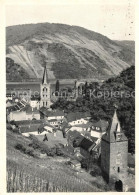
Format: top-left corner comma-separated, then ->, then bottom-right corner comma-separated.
39,65 -> 52,109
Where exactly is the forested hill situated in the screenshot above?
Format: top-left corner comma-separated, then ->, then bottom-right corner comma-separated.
52,66 -> 135,153
6,23 -> 134,81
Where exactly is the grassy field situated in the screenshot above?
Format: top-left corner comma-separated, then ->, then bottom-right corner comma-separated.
7,130 -> 108,192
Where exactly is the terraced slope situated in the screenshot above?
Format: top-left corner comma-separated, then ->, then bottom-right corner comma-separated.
6,23 -> 135,81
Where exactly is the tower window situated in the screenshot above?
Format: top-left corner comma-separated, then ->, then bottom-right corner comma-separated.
118,167 -> 120,172
43,87 -> 47,92
117,134 -> 122,140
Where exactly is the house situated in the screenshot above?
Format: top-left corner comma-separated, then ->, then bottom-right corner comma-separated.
8,111 -> 27,121
78,137 -> 97,158
7,106 -> 40,121
90,119 -> 109,138
15,120 -> 44,136
41,109 -> 65,121
66,112 -> 90,126
69,122 -> 93,132
47,118 -> 64,127
67,130 -> 84,145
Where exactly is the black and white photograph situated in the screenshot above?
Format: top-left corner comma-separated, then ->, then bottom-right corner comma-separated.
0,0 -> 137,193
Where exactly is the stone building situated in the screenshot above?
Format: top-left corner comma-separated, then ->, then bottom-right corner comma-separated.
101,109 -> 128,192
40,65 -> 52,108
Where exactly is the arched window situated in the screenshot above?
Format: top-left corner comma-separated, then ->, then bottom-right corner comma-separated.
43,87 -> 47,92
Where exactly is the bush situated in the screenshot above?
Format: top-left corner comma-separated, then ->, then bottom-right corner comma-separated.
25,147 -> 35,157
15,143 -> 24,151
15,143 -> 36,157
90,166 -> 102,177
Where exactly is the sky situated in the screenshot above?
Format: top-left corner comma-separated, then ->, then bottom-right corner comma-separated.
5,0 -> 135,40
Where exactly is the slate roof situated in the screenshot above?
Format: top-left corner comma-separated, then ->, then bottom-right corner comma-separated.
67,130 -> 84,143
67,112 -> 91,122
30,97 -> 39,101
92,119 -> 109,132
19,123 -> 41,133
42,109 -> 65,117
74,122 -> 93,129
102,110 -> 128,143
7,105 -> 20,112
15,119 -> 44,126
22,105 -> 40,114
79,138 -> 95,151
48,119 -> 58,122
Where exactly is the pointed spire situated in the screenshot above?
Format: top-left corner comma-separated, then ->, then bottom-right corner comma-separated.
42,65 -> 48,84
109,109 -> 121,133
102,108 -> 127,142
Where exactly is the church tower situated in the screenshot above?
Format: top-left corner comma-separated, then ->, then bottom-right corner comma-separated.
101,109 -> 128,192
40,65 -> 51,108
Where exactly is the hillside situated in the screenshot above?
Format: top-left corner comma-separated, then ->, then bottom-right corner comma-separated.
52,66 -> 135,153
6,23 -> 135,81
7,129 -> 109,192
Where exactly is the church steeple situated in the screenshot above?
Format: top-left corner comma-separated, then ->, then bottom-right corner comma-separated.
102,109 -> 127,142
42,65 -> 48,84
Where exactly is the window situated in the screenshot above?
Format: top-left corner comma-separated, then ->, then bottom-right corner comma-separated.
43,87 -> 47,92
117,134 -> 122,140
116,153 -> 121,164
118,167 -> 120,172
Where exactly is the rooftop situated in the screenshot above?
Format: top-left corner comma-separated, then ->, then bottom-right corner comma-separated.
67,112 -> 91,122
22,105 -> 40,114
92,119 -> 109,132
20,123 -> 41,133
79,137 -> 95,151
14,119 -> 45,126
74,122 -> 93,129
102,110 -> 128,142
41,109 -> 65,117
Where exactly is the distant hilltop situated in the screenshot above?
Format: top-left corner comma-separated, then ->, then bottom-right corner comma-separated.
6,23 -> 135,81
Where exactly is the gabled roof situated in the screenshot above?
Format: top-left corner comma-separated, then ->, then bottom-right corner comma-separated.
15,119 -> 44,126
20,123 -> 41,133
90,119 -> 109,132
7,105 -> 20,112
48,119 -> 58,122
67,130 -> 84,143
102,110 -> 128,143
79,137 -> 95,151
22,105 -> 40,114
44,109 -> 65,117
74,122 -> 93,129
67,112 -> 91,122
